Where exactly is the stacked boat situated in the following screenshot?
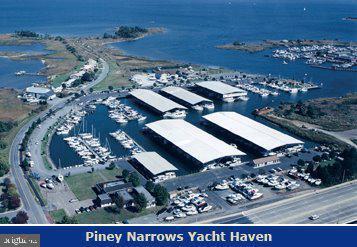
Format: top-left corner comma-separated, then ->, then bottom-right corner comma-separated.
109,130 -> 143,155
56,109 -> 87,135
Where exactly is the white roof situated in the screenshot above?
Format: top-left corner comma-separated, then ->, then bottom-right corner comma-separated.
130,89 -> 187,113
132,152 -> 178,176
146,119 -> 245,165
25,86 -> 51,94
196,81 -> 246,95
161,86 -> 212,106
203,112 -> 304,151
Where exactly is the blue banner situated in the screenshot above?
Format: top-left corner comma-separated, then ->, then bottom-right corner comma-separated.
0,226 -> 356,247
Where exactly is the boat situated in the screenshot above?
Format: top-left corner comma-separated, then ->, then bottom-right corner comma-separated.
204,103 -> 215,109
57,174 -> 64,182
192,105 -> 204,111
239,96 -> 249,101
137,115 -> 147,121
15,70 -> 26,76
223,97 -> 235,103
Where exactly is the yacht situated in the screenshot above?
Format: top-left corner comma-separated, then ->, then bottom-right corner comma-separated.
204,103 -> 215,109
192,105 -> 204,111
15,70 -> 26,76
223,97 -> 235,103
163,110 -> 187,119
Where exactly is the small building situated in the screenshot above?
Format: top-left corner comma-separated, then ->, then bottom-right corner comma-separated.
97,193 -> 112,207
130,152 -> 178,183
96,180 -> 132,195
133,186 -> 156,208
115,190 -> 135,209
195,81 -> 247,101
252,155 -> 280,167
24,86 -> 56,103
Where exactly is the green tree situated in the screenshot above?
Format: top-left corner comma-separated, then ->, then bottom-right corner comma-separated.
153,184 -> 169,206
108,85 -> 114,91
59,215 -> 78,224
122,169 -> 130,180
145,181 -> 155,194
133,193 -> 147,212
0,217 -> 10,224
12,211 -> 29,224
297,159 -> 305,167
129,172 -> 140,187
114,194 -> 125,210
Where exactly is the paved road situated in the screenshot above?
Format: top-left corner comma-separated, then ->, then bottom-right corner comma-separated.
210,181 -> 357,224
8,59 -> 108,223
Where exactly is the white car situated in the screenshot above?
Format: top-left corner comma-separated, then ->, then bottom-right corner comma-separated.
309,214 -> 320,220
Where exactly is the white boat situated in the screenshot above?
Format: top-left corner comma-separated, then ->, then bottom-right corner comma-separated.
204,103 -> 215,109
283,61 -> 288,65
137,115 -> 147,121
239,96 -> 249,101
186,210 -> 198,216
271,91 -> 279,96
15,70 -> 26,76
192,105 -> 204,111
223,97 -> 235,103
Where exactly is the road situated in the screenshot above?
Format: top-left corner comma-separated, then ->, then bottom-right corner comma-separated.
8,59 -> 108,223
210,180 -> 357,224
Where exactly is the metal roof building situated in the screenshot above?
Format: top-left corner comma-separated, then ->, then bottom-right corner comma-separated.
131,152 -> 178,177
130,89 -> 187,114
146,119 -> 245,166
160,86 -> 212,106
195,81 -> 247,99
203,111 -> 304,154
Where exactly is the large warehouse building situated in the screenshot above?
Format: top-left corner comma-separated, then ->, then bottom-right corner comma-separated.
130,89 -> 187,118
130,152 -> 178,183
195,81 -> 247,102
145,119 -> 245,169
203,111 -> 304,156
160,86 -> 213,110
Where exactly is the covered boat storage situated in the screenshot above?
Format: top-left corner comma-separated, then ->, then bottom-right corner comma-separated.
145,119 -> 245,168
195,81 -> 247,100
129,89 -> 187,116
130,152 -> 178,183
203,111 -> 304,156
160,86 -> 213,108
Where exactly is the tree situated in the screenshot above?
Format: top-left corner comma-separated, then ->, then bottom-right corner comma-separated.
8,195 -> 21,209
153,184 -> 169,206
59,215 -> 78,224
133,193 -> 147,212
12,211 -> 29,224
297,159 -> 305,167
145,181 -> 155,194
107,162 -> 115,170
89,88 -> 94,93
321,153 -> 330,161
114,194 -> 125,210
0,217 -> 10,224
129,172 -> 140,187
122,169 -> 130,180
3,177 -> 11,187
108,85 -> 114,91
313,155 -> 322,163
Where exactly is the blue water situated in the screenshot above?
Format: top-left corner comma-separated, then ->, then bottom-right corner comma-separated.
4,0 -> 354,171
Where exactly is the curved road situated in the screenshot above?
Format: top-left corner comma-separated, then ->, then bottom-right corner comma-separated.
8,59 -> 108,224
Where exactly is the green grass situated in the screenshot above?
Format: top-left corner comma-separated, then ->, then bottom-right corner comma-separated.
28,177 -> 47,205
75,206 -> 157,224
92,61 -> 132,91
65,168 -> 121,201
51,62 -> 84,88
50,209 -> 67,223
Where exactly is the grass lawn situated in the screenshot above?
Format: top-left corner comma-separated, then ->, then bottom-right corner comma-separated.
0,89 -> 39,167
65,168 -> 121,201
75,206 -> 158,224
49,209 -> 66,223
93,60 -> 132,91
50,62 -> 84,88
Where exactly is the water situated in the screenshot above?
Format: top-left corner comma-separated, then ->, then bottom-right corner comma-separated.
50,96 -> 315,173
3,0 -> 355,171
0,44 -> 47,88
